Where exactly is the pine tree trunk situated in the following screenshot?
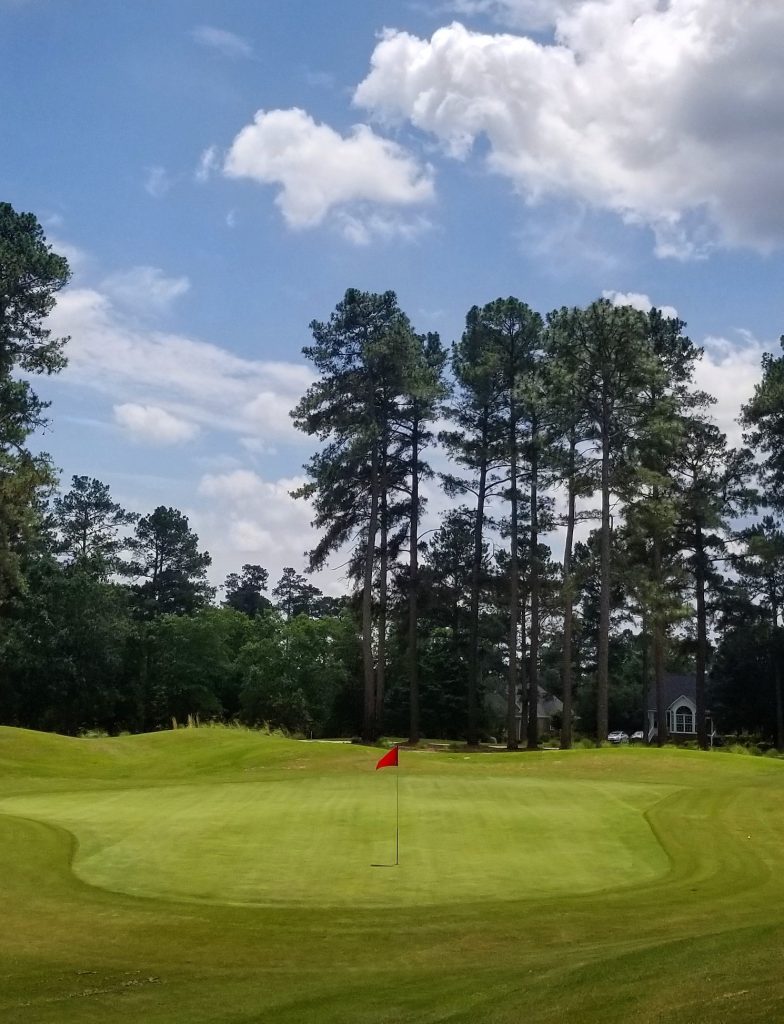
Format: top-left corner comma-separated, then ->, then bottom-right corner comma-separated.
507,398 -> 520,751
521,590 -> 529,744
527,417 -> 540,750
654,618 -> 667,747
596,407 -> 611,744
641,615 -> 650,743
408,413 -> 420,746
775,660 -> 784,753
695,522 -> 708,750
773,600 -> 784,753
376,446 -> 388,735
362,443 -> 379,744
467,415 -> 488,748
560,433 -> 577,750
653,530 -> 667,748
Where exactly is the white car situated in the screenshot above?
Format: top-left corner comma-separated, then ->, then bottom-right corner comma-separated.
607,730 -> 629,744
630,731 -> 645,743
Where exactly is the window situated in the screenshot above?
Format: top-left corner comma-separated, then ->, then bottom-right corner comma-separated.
674,705 -> 694,733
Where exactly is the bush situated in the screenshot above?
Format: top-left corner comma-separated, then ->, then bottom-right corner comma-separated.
726,742 -> 760,756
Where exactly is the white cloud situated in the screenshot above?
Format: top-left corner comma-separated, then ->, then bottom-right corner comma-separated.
48,287 -> 315,445
240,436 -> 275,456
516,202 -> 619,276
443,0 -> 580,30
144,166 -> 171,199
114,403 -> 199,444
354,3 -> 784,255
102,266 -> 190,313
195,145 -> 221,183
223,107 -> 434,235
48,236 -> 88,274
603,290 -> 678,321
335,209 -> 433,246
191,25 -> 253,60
196,470 -> 345,594
695,332 -> 769,448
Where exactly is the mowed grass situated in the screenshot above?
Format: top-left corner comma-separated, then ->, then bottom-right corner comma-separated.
1,727 -> 784,1023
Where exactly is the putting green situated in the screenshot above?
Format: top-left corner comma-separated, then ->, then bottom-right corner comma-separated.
3,726 -> 784,1024
0,775 -> 672,906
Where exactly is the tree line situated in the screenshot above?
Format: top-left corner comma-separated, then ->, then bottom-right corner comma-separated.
3,202 -> 784,747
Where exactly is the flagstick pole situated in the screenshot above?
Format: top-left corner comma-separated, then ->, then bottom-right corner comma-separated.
395,762 -> 399,866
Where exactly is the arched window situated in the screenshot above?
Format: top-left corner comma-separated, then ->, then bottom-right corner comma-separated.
674,705 -> 694,733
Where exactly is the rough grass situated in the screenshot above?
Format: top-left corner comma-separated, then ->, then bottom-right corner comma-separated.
1,725 -> 784,1023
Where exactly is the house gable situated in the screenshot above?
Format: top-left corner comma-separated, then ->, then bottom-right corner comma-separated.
668,695 -> 695,715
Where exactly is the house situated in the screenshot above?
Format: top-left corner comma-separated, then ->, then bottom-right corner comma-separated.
485,684 -> 564,741
516,687 -> 564,741
647,673 -> 714,743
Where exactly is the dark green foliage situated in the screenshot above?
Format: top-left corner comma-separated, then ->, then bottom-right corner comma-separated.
145,608 -> 253,726
53,475 -> 137,576
0,202 -> 70,376
238,613 -> 359,734
0,204 -> 70,601
710,621 -> 782,739
129,506 -> 214,616
742,336 -> 784,506
224,563 -> 272,617
0,558 -> 136,734
272,566 -> 322,619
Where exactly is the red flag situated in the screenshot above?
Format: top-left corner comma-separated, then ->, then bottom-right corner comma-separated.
375,746 -> 399,770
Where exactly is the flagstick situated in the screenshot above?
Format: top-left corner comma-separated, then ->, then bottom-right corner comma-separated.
395,761 -> 400,866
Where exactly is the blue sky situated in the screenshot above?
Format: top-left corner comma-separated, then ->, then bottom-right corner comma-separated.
2,0 -> 783,592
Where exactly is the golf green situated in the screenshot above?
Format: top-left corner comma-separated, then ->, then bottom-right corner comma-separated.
2,726 -> 784,1023
0,775 -> 671,906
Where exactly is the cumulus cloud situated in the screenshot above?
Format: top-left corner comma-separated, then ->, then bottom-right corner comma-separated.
191,25 -> 253,59
114,403 -> 199,444
354,3 -> 784,255
223,107 -> 434,236
48,287 -> 314,446
102,266 -> 190,313
196,469 -> 344,594
602,290 -> 678,321
48,236 -> 88,274
695,331 -> 769,448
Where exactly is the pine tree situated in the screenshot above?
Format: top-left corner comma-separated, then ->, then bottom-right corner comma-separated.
272,567 -> 322,619
554,299 -> 654,741
0,203 -> 70,601
676,418 -> 754,747
293,289 -> 415,741
441,308 -> 506,746
53,476 -> 137,577
129,507 -> 213,616
545,313 -> 597,749
393,331 -> 447,744
224,564 -> 271,617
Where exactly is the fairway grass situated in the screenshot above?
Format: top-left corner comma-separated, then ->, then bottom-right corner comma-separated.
2,727 -> 784,1023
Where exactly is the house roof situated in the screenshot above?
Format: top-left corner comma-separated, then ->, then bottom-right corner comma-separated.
646,673 -> 696,712
513,686 -> 564,719
538,689 -> 563,717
